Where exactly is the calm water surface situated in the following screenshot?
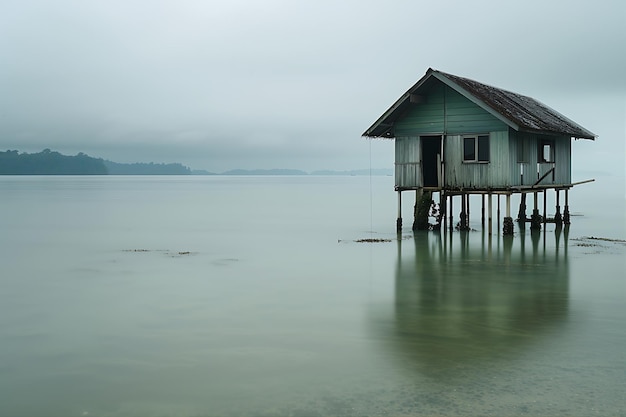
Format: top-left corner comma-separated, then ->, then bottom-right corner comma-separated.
0,176 -> 624,417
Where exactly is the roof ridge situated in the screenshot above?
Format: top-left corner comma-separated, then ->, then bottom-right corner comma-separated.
434,69 -> 533,99
363,68 -> 595,139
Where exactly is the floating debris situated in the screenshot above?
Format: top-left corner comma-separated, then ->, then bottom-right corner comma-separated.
572,236 -> 626,246
122,249 -> 196,257
211,258 -> 240,266
570,236 -> 626,254
575,243 -> 597,248
338,235 -> 412,244
585,236 -> 626,243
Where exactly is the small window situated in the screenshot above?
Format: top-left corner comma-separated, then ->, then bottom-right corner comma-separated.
539,139 -> 555,163
463,137 -> 476,161
478,135 -> 489,161
463,134 -> 489,162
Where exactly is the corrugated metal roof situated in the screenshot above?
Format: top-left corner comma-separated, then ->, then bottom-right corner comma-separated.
363,68 -> 596,140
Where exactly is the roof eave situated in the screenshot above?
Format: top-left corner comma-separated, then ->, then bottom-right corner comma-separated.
518,126 -> 597,140
361,95 -> 409,137
362,68 -> 438,138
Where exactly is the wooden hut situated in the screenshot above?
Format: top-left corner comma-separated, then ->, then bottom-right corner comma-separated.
362,68 -> 595,234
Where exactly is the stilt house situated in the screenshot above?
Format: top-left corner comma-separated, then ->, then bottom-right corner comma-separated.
362,68 -> 595,233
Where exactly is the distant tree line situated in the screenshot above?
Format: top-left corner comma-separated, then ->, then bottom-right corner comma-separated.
0,149 -> 107,174
0,149 -> 192,175
103,160 -> 191,175
0,149 -> 395,176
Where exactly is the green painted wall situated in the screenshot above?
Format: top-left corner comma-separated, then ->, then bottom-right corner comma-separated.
394,83 -> 508,136
444,131 -> 510,188
509,130 -> 572,186
395,136 -> 421,188
392,80 -> 573,190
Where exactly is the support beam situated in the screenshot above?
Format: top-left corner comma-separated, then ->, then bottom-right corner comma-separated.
554,189 -> 562,227
459,193 -> 469,231
439,190 -> 448,232
488,193 -> 493,234
506,194 -> 511,218
534,166 -> 555,186
449,194 -> 454,232
497,195 -> 501,231
466,194 -> 470,227
481,194 -> 485,228
396,191 -> 402,232
531,191 -> 541,230
503,194 -> 514,235
563,189 -> 571,225
413,189 -> 429,231
459,194 -> 465,229
543,189 -> 547,226
517,193 -> 527,227
437,191 -> 445,231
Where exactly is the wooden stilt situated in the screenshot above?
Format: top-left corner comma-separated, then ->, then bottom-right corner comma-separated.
563,189 -> 571,225
543,189 -> 547,226
518,193 -> 527,227
459,193 -> 469,231
438,191 -> 445,231
497,194 -> 501,231
449,194 -> 454,232
466,193 -> 470,228
531,191 -> 541,230
506,194 -> 511,218
503,194 -> 514,235
554,189 -> 562,227
396,191 -> 402,232
413,189 -> 428,231
481,194 -> 485,228
459,193 -> 464,230
488,193 -> 493,234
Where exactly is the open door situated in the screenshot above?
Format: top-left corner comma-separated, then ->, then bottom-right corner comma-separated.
421,135 -> 442,188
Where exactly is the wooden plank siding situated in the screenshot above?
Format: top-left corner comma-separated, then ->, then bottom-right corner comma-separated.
392,84 -> 573,190
394,84 -> 445,135
394,84 -> 508,136
394,84 -> 511,190
509,130 -> 572,186
395,136 -> 421,188
443,131 -> 509,189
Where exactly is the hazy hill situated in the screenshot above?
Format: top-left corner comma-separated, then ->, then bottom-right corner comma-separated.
221,168 -> 308,176
103,160 -> 192,175
0,149 -> 196,175
310,169 -> 393,176
0,149 -> 107,175
0,149 -> 392,176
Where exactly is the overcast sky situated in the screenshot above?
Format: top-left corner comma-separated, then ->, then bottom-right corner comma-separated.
1,0 -> 624,174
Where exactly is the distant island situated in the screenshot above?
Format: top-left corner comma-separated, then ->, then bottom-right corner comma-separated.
0,149 -> 392,176
0,149 -> 194,175
222,168 -> 393,176
1,149 -> 107,175
103,159 -> 193,175
221,168 -> 308,176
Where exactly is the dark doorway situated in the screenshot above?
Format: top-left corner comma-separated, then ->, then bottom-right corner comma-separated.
422,136 -> 442,187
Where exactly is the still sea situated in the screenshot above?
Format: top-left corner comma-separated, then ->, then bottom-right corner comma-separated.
0,175 -> 624,417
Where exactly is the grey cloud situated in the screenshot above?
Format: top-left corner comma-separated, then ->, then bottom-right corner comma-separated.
1,0 -> 624,173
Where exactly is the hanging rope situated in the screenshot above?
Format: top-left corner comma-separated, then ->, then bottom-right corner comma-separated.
369,138 -> 373,235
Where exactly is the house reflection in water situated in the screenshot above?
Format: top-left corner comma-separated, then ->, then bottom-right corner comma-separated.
375,228 -> 570,379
